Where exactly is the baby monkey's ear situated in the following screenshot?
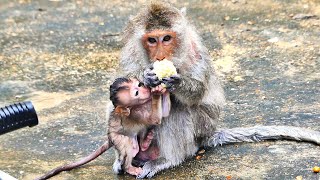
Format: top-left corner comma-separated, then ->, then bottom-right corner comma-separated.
115,106 -> 131,117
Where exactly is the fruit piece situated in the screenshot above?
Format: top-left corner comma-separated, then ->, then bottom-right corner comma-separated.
313,166 -> 320,173
195,155 -> 202,160
153,59 -> 177,80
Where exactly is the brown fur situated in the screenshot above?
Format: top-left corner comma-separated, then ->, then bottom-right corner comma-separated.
118,2 -> 225,178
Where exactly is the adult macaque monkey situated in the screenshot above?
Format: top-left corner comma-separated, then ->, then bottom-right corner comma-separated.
119,2 -> 320,178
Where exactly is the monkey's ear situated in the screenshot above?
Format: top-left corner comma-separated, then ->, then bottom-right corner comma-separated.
115,107 -> 131,116
180,7 -> 187,16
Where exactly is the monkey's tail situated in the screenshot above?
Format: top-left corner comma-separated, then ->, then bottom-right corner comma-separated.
206,126 -> 320,147
35,140 -> 113,180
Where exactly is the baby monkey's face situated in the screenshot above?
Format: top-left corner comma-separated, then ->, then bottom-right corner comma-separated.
117,79 -> 151,107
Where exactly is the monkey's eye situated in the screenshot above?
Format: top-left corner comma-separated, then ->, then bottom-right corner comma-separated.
148,37 -> 157,44
138,82 -> 144,87
163,35 -> 171,42
135,90 -> 139,96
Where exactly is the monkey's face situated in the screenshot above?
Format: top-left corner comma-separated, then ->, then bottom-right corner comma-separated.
142,30 -> 177,61
117,79 -> 151,107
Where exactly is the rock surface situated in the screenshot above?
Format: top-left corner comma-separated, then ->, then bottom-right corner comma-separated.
0,0 -> 319,179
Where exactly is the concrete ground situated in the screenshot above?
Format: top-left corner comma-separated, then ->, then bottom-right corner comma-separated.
0,0 -> 319,179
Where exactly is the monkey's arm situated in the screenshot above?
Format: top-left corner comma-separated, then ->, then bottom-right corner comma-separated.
172,75 -> 205,105
136,94 -> 162,151
149,94 -> 162,124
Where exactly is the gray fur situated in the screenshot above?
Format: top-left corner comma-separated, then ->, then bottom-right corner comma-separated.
207,126 -> 320,147
114,2 -> 320,178
118,3 -> 225,178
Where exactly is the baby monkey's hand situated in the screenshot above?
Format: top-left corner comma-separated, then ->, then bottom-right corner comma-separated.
151,85 -> 167,95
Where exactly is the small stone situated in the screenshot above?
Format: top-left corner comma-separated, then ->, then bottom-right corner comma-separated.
247,21 -> 254,25
233,76 -> 244,82
292,14 -> 316,20
268,37 -> 279,43
15,95 -> 23,99
245,70 -> 254,76
198,149 -> 205,154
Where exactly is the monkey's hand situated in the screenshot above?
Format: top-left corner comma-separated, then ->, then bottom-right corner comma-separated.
140,129 -> 154,152
143,66 -> 161,87
162,74 -> 181,92
151,85 -> 167,95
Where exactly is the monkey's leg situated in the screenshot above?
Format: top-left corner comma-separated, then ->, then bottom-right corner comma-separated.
206,126 -> 320,147
112,152 -> 124,175
124,136 -> 143,176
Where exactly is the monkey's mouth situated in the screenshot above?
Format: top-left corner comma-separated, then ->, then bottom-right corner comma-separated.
138,96 -> 152,105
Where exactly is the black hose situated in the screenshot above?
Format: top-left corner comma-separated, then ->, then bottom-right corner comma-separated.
0,101 -> 38,135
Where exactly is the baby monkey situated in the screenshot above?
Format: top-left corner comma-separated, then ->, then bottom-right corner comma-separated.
35,77 -> 168,179
109,77 -> 167,176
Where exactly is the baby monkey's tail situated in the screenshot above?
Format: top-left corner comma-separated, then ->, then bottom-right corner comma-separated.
35,140 -> 112,180
207,126 -> 320,147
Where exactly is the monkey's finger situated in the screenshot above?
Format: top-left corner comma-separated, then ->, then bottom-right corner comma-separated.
168,75 -> 181,84
143,66 -> 154,75
150,79 -> 161,87
145,79 -> 160,88
146,72 -> 156,76
161,77 -> 171,82
162,82 -> 176,92
163,76 -> 181,86
170,75 -> 181,80
162,78 -> 175,84
144,72 -> 158,80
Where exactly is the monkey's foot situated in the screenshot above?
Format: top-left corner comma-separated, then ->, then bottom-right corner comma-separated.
136,158 -> 170,179
126,166 -> 142,176
141,130 -> 154,151
112,159 -> 124,174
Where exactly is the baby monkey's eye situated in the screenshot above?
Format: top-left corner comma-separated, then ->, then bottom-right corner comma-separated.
138,82 -> 144,87
135,90 -> 139,96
